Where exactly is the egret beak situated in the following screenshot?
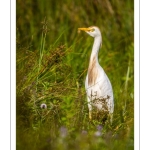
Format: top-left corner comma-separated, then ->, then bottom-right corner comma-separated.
78,28 -> 92,32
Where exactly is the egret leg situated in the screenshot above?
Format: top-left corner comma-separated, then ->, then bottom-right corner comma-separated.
87,96 -> 92,120
89,111 -> 92,120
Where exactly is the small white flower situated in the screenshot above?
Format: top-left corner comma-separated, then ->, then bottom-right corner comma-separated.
94,131 -> 102,137
40,103 -> 47,109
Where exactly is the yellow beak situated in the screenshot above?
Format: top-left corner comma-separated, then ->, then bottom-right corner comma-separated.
78,27 -> 92,32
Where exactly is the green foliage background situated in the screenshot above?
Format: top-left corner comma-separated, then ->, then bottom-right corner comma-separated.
16,0 -> 134,149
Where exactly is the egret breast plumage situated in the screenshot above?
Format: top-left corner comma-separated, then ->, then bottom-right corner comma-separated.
78,26 -> 114,122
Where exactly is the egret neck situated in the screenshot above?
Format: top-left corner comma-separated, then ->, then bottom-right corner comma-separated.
89,36 -> 101,64
88,36 -> 102,86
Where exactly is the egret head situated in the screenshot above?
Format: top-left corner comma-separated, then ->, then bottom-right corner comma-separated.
78,26 -> 101,38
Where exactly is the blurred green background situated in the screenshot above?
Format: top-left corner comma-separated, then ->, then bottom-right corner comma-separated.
16,0 -> 134,149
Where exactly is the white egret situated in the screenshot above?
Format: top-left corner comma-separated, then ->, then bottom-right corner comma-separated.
78,26 -> 114,122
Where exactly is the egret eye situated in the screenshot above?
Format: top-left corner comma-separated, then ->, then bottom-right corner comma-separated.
90,28 -> 95,32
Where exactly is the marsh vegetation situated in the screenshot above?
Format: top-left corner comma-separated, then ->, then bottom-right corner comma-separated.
16,0 -> 134,149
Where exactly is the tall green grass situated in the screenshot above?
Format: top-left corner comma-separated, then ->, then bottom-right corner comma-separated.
16,0 -> 134,149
